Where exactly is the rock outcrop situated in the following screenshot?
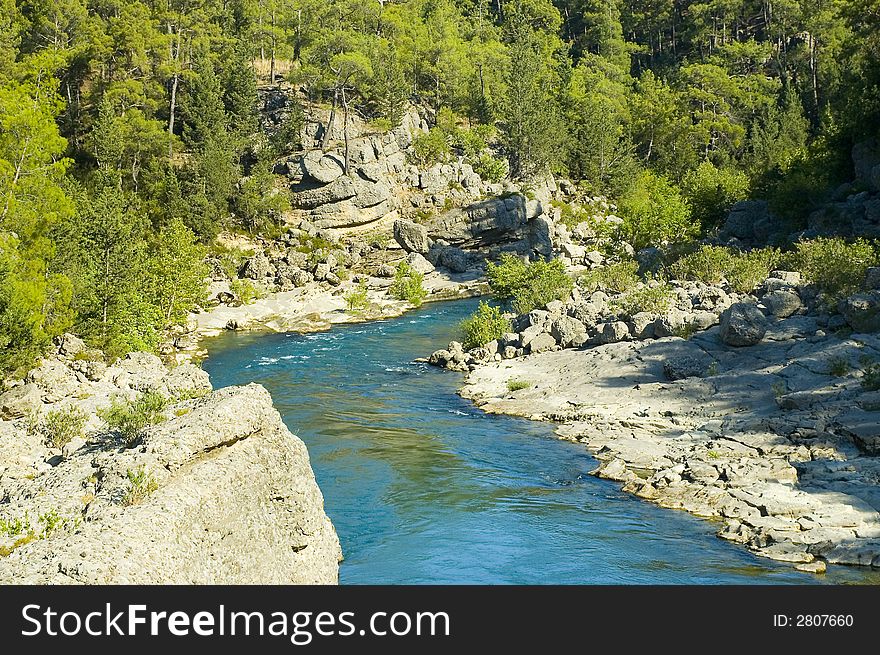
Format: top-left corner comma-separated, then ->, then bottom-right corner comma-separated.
0,344 -> 341,584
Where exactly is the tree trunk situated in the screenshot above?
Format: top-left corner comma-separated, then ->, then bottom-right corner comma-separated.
322,87 -> 339,151
270,8 -> 277,84
342,86 -> 351,176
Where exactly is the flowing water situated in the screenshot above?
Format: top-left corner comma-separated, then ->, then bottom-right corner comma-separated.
203,298 -> 874,584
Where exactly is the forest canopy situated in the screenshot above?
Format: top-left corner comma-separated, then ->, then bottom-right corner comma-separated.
1,0 -> 879,374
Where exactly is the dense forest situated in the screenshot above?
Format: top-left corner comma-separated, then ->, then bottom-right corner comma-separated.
1,0 -> 878,375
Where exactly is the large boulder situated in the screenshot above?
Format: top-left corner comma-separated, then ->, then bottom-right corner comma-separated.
720,302 -> 768,346
0,385 -> 341,584
301,150 -> 345,184
761,289 -> 803,319
722,200 -> 771,241
393,219 -> 430,254
239,253 -> 275,280
840,291 -> 880,333
54,333 -> 86,359
432,245 -> 471,273
550,316 -> 587,348
405,252 -> 435,275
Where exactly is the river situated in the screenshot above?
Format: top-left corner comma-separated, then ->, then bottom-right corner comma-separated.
203,298 -> 873,584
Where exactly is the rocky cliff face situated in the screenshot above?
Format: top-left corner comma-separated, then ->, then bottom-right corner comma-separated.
0,340 -> 341,584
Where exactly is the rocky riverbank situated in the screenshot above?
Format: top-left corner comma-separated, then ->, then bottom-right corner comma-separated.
0,336 -> 341,583
430,270 -> 880,574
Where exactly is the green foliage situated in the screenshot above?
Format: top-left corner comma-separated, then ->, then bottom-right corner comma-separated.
229,278 -> 267,305
487,254 -> 573,314
611,285 -> 674,319
787,237 -> 879,298
668,245 -> 781,293
411,128 -> 452,167
681,162 -> 750,230
472,153 -> 507,183
828,357 -> 851,377
578,261 -> 640,293
99,391 -> 168,447
233,158 -> 290,235
41,405 -> 87,450
344,282 -> 369,312
461,301 -> 510,350
123,466 -> 159,506
147,217 -> 209,327
726,248 -> 782,294
389,261 -> 427,306
619,171 -> 696,251
506,379 -> 532,392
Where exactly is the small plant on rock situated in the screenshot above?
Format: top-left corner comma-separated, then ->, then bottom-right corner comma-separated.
578,261 -> 640,293
122,467 -> 159,506
862,364 -> 880,391
461,301 -> 510,350
99,391 -> 168,446
487,254 -> 572,314
41,405 -> 88,450
611,284 -> 674,318
344,282 -> 370,313
389,261 -> 428,306
828,357 -> 851,377
506,378 -> 532,392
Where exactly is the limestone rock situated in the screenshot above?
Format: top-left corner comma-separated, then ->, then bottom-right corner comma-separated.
0,385 -> 341,584
301,150 -> 345,184
841,291 -> 880,333
405,252 -> 435,275
550,316 -> 587,348
393,219 -> 430,254
0,384 -> 42,419
762,289 -> 803,319
720,302 -> 768,346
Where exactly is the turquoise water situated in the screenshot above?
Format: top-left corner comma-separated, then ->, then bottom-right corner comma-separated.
203,299 -> 873,584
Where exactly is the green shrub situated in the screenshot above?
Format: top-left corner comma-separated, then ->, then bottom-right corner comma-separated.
472,153 -> 507,183
123,466 -> 159,506
229,278 -> 267,305
786,237 -> 878,298
461,301 -> 510,349
667,245 -> 735,284
344,282 -> 369,312
667,245 -> 780,293
727,248 -> 781,293
611,284 -> 674,318
99,391 -> 168,446
828,357 -> 851,377
863,364 -> 880,391
41,405 -> 88,450
681,161 -> 750,229
506,378 -> 532,392
486,254 -> 573,314
619,171 -> 697,250
578,261 -> 640,293
389,261 -> 428,306
411,128 -> 451,167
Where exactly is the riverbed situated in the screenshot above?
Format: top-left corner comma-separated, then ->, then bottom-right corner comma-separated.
203,299 -> 872,584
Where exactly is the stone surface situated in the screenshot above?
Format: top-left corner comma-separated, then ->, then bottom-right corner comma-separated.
841,291 -> 880,333
550,316 -> 587,348
0,381 -> 341,584
393,219 -> 430,254
0,384 -> 42,419
720,302 -> 768,346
